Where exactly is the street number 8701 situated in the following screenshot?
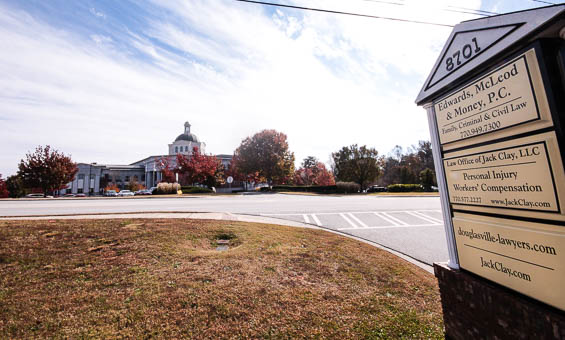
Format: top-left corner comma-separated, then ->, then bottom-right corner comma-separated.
446,38 -> 480,71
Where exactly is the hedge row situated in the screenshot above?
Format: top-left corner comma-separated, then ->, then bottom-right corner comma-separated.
386,184 -> 424,192
271,185 -> 338,193
336,182 -> 360,193
268,183 -> 430,193
271,182 -> 361,194
181,186 -> 213,194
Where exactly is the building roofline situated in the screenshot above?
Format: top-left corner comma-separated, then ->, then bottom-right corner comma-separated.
77,163 -> 145,170
129,155 -> 171,165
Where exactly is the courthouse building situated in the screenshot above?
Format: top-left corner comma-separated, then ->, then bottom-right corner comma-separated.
64,122 -> 233,195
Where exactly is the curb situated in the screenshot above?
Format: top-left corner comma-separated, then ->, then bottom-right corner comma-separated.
277,192 -> 440,198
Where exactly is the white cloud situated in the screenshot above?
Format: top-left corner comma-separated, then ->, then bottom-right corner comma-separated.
0,0 -> 489,176
89,7 -> 106,19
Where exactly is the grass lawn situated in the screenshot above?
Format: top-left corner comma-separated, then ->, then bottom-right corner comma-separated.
0,219 -> 444,339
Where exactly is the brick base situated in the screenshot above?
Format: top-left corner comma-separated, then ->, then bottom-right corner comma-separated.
434,262 -> 565,340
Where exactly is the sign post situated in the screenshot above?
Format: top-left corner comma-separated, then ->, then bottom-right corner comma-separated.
416,5 -> 565,338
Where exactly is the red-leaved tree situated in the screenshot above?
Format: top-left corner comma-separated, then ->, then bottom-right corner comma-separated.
293,157 -> 335,186
17,145 -> 78,196
176,147 -> 220,187
233,129 -> 295,185
0,175 -> 9,198
158,156 -> 176,183
226,155 -> 264,184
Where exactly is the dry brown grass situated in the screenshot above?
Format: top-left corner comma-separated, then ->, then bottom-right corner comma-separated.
0,219 -> 444,339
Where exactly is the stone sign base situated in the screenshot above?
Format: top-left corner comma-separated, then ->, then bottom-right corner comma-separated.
434,262 -> 565,339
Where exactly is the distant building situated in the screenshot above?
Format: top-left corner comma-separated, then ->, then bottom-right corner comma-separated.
63,122 -> 233,195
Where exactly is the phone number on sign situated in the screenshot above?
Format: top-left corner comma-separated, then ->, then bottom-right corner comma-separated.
452,196 -> 482,204
459,121 -> 501,139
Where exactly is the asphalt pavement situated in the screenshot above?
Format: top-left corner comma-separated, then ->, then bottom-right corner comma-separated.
0,194 -> 449,266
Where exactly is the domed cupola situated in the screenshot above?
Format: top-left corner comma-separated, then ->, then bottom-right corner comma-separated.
168,121 -> 206,156
174,121 -> 200,143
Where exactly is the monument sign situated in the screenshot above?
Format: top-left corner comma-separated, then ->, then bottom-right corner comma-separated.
416,5 -> 565,338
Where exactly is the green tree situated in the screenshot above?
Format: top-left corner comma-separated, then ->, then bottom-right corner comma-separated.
0,175 -> 8,198
379,141 -> 436,187
398,165 -> 417,184
234,130 -> 295,185
301,156 -> 318,170
331,144 -> 380,190
5,175 -> 26,198
419,168 -> 436,191
17,145 -> 78,196
415,141 -> 434,172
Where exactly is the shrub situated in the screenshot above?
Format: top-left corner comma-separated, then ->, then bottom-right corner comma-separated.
128,178 -> 145,192
180,186 -> 213,194
153,182 -> 181,195
386,184 -> 424,192
336,182 -> 360,194
105,184 -> 120,193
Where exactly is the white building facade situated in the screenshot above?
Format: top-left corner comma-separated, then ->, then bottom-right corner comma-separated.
65,122 -> 232,195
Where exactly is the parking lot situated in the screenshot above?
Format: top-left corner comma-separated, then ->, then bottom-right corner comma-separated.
262,208 -> 446,265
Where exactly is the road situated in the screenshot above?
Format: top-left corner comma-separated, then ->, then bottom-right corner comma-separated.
0,194 -> 448,265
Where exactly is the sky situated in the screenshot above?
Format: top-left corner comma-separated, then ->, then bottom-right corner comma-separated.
0,0 -> 554,176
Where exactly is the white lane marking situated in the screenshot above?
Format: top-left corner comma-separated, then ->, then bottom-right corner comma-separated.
338,224 -> 443,230
311,214 -> 322,227
373,212 -> 399,226
406,211 -> 442,225
381,212 -> 409,226
414,211 -> 444,224
348,213 -> 368,228
339,213 -> 359,229
303,214 -> 310,224
261,209 -> 441,216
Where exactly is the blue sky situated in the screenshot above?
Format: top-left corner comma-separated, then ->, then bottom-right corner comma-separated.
0,0 -> 552,176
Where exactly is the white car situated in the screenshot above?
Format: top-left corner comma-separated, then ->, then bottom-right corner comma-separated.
118,190 -> 134,197
25,193 -> 53,198
105,190 -> 118,197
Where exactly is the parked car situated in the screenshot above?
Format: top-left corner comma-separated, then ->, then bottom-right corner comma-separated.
118,190 -> 134,197
366,185 -> 387,193
135,189 -> 152,195
63,193 -> 75,197
105,190 -> 118,197
25,193 -> 50,198
75,193 -> 87,197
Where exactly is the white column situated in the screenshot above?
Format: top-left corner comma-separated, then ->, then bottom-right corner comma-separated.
424,102 -> 460,269
95,175 -> 100,193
